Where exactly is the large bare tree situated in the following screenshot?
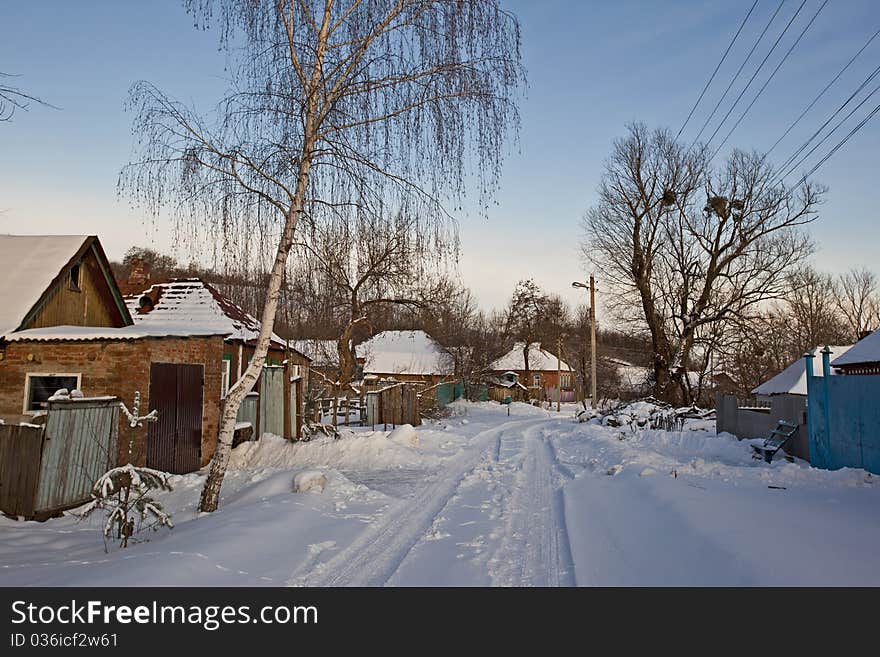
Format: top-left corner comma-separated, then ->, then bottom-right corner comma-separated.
835,267 -> 880,341
583,123 -> 823,403
121,0 -> 524,511
293,210 -> 453,391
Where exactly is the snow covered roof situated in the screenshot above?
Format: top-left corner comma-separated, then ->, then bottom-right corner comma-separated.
752,345 -> 854,396
489,342 -> 573,372
124,279 -> 286,348
360,330 -> 451,376
831,329 -> 880,367
0,235 -> 92,338
5,325 -> 229,342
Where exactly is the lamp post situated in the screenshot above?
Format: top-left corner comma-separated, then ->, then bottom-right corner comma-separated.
572,275 -> 597,409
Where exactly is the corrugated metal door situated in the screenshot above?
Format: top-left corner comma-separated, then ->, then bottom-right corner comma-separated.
38,399 -> 119,514
147,363 -> 203,474
259,366 -> 285,437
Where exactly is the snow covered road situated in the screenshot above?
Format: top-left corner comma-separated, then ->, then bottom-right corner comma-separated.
294,415 -> 573,586
2,400 -> 879,586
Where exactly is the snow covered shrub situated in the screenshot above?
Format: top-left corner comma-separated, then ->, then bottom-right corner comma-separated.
79,464 -> 174,549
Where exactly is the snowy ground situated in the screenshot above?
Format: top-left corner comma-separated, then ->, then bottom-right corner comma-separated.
1,401 -> 878,587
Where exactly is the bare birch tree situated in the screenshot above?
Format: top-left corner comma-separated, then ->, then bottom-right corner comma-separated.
583,123 -> 823,403
120,0 -> 524,512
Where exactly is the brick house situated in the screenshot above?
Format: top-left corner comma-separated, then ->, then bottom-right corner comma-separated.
0,235 -> 235,472
123,278 -> 311,396
488,342 -> 574,402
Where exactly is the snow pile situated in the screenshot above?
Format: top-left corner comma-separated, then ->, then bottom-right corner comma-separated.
294,470 -> 327,493
229,431 -> 440,472
388,424 -> 418,446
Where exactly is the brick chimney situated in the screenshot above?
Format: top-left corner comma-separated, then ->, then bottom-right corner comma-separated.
127,258 -> 150,289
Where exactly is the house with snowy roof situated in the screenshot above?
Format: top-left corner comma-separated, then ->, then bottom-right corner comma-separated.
830,328 -> 880,375
358,330 -> 452,386
488,342 -> 574,402
0,235 -> 236,473
752,345 -> 854,400
0,236 -> 310,474
124,278 -> 310,398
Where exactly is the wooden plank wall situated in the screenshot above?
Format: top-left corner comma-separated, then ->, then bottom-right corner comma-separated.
0,424 -> 45,517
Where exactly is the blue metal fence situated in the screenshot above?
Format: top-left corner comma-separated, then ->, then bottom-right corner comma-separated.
805,348 -> 880,474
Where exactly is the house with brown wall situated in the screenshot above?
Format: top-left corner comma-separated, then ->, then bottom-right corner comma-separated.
123,278 -> 311,398
488,342 -> 574,402
0,235 -> 237,473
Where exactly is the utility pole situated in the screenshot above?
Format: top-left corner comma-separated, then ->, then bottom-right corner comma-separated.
556,334 -> 562,413
571,276 -> 598,410
590,274 -> 597,410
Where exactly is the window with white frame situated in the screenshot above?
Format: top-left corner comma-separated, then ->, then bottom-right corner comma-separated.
532,373 -> 541,387
561,373 -> 571,388
221,359 -> 231,398
24,373 -> 81,414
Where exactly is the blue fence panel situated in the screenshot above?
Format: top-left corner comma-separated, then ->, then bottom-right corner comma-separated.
806,352 -> 880,474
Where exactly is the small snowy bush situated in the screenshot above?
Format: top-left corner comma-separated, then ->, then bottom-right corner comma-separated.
79,464 -> 174,549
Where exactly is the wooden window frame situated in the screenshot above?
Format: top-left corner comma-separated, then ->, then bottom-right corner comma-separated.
68,263 -> 82,292
221,355 -> 233,398
23,372 -> 82,415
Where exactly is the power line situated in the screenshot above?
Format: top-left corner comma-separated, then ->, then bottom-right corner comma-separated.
766,26 -> 880,156
777,77 -> 880,183
711,0 -> 829,159
773,61 -> 880,181
703,0 -> 808,151
688,0 -> 788,150
791,97 -> 880,186
676,0 -> 759,140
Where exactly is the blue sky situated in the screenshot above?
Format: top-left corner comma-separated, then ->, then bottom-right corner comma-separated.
1,0 -> 878,311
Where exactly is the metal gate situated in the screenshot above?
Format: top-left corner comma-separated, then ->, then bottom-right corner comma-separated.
147,363 -> 204,474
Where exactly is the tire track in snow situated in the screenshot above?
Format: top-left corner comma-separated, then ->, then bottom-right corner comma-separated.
288,417 -> 551,587
488,421 -> 576,587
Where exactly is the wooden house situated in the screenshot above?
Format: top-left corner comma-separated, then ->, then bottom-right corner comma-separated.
488,342 -> 574,402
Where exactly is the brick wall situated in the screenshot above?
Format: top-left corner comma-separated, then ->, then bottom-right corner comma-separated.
0,336 -> 224,469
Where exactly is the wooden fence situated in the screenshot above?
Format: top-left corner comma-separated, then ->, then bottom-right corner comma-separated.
0,397 -> 119,519
365,383 -> 421,429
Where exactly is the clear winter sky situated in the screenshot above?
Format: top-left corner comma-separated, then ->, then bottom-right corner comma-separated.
1,0 -> 878,312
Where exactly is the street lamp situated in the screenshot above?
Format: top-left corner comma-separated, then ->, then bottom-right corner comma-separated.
572,275 -> 597,409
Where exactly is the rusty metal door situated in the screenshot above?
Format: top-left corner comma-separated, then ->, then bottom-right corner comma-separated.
147,363 -> 204,474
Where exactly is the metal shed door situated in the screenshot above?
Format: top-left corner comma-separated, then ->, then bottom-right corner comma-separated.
147,363 -> 204,474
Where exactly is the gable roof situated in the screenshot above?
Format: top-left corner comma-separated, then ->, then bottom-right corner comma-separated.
359,330 -> 451,376
830,329 -> 880,367
124,278 -> 291,350
0,234 -> 132,339
752,345 -> 854,396
490,342 -> 573,372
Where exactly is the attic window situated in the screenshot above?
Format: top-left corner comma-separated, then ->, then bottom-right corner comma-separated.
69,263 -> 81,292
